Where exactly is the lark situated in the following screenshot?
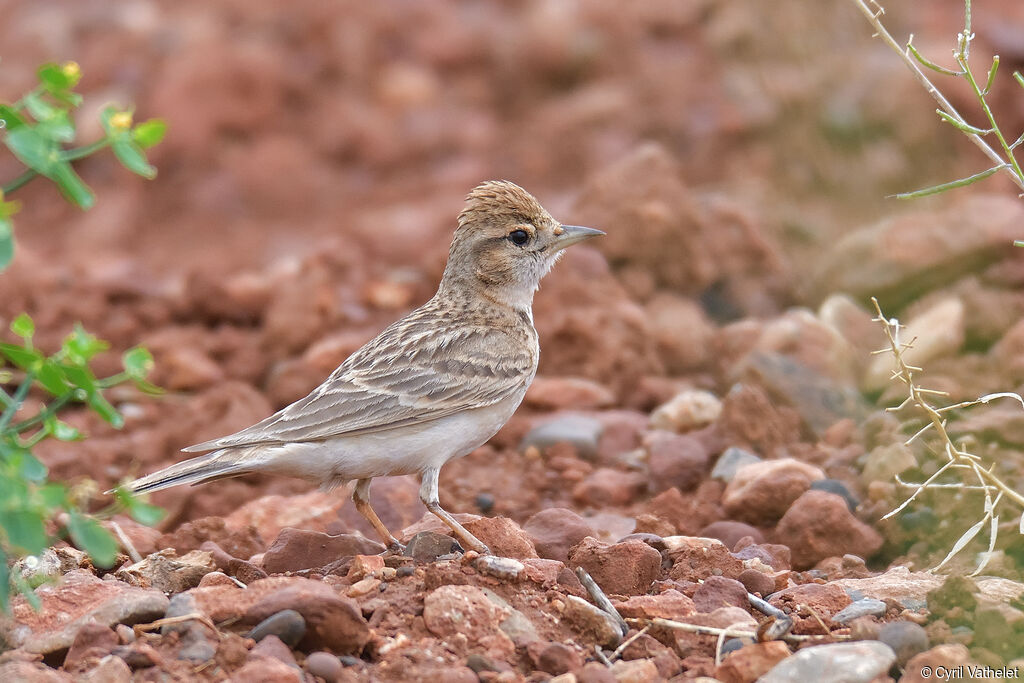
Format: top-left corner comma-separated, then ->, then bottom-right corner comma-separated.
123,181 -> 603,554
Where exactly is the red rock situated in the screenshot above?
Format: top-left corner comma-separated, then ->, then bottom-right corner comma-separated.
0,570 -> 169,656
225,490 -> 350,546
693,576 -> 749,613
523,508 -> 595,563
573,467 -> 646,507
774,491 -> 883,569
159,346 -> 226,391
263,528 -> 385,573
305,651 -> 344,682
732,542 -> 791,571
422,585 -> 514,658
768,582 -> 851,631
715,384 -> 804,458
595,410 -> 649,465
0,659 -> 72,682
737,569 -> 775,597
521,558 -> 566,589
665,537 -> 744,582
159,516 -> 264,559
568,537 -> 662,596
63,622 -> 119,670
527,641 -> 582,676
78,655 -> 131,683
671,607 -> 758,658
715,641 -> 792,683
610,657 -> 661,682
562,595 -> 623,649
188,576 -> 369,654
699,521 -> 765,549
198,571 -> 236,588
250,634 -> 299,668
232,656 -> 302,683
461,516 -> 537,559
614,589 -> 696,620
524,375 -> 615,410
104,516 -> 161,557
722,458 -> 825,524
645,294 -> 716,373
577,661 -> 618,683
346,555 -> 385,581
900,644 -> 972,683
645,431 -> 710,493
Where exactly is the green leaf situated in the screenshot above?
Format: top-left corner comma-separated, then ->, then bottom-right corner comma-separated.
121,347 -> 153,380
67,511 -> 118,568
37,62 -> 81,94
60,365 -> 96,393
37,483 -> 68,509
0,105 -> 27,131
63,325 -> 108,364
49,161 -> 95,209
45,416 -> 81,441
0,218 -> 13,272
16,452 -> 48,483
112,139 -> 156,179
891,163 -> 1006,199
132,119 -> 167,148
35,360 -> 70,396
0,509 -> 47,555
10,314 -> 34,339
86,391 -> 123,428
128,500 -> 164,526
4,125 -> 58,176
0,343 -> 43,369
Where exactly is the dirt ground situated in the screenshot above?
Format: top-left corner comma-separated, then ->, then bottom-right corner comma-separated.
2,0 -> 1024,681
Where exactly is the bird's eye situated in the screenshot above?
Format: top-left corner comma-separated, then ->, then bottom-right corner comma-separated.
508,229 -> 529,246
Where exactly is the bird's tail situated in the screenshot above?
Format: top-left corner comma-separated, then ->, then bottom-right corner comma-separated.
118,448 -> 259,495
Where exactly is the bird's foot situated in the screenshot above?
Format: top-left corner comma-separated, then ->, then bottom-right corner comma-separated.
382,540 -> 406,556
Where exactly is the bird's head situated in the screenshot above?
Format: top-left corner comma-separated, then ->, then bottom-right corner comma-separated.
441,180 -> 603,305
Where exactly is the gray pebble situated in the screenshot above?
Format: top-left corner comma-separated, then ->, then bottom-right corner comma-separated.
711,447 -> 761,482
246,609 -> 306,648
832,598 -> 887,624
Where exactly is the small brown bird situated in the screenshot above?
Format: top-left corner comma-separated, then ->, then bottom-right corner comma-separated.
123,181 -> 603,554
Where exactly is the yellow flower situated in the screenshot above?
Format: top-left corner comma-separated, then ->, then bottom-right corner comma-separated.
61,61 -> 81,79
110,111 -> 133,131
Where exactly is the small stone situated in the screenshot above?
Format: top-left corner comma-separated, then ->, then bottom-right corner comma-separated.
78,655 -> 132,683
64,622 -> 119,670
614,589 -> 696,620
306,651 -> 343,682
860,442 -> 917,487
878,620 -> 929,667
251,634 -> 299,668
758,641 -> 896,683
346,577 -> 381,597
525,376 -> 615,410
263,528 -> 384,573
714,640 -> 791,683
699,521 -> 765,549
774,491 -> 883,569
809,479 -> 859,512
573,467 -> 647,506
901,644 -> 971,683
198,571 -> 236,588
832,566 -> 944,608
474,555 -> 525,581
528,641 -> 581,676
769,583 -> 851,627
346,555 -> 385,581
610,657 -> 660,682
562,595 -> 623,648
577,661 -> 618,683
832,598 -> 887,624
645,431 -> 711,493
403,531 -> 462,563
466,653 -> 504,673
422,585 -> 515,658
114,549 -> 215,593
693,576 -> 749,613
462,516 -> 537,559
228,558 -> 269,583
232,656 -> 302,683
178,629 -> 217,664
523,508 -> 595,563
737,569 -> 775,598
247,609 -> 306,648
664,536 -> 745,582
711,447 -> 762,482
161,593 -> 203,635
649,390 -> 722,432
568,537 -> 662,596
521,415 -> 604,460
475,493 -> 495,513
722,458 -> 826,524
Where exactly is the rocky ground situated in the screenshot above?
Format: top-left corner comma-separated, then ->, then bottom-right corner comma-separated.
3,0 -> 1024,681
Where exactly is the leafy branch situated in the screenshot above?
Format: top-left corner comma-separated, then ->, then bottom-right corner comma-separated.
850,0 -> 1024,199
0,61 -> 167,270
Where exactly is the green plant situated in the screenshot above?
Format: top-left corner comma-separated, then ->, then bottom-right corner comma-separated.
0,61 -> 167,270
850,0 -> 1024,202
0,62 -> 166,611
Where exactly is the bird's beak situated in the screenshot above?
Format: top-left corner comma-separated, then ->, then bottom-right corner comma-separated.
552,224 -> 605,251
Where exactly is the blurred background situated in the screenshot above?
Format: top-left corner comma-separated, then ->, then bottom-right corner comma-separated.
1,0 -> 1023,535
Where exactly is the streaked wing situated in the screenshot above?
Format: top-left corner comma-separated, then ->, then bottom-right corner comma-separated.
184,311 -> 535,452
